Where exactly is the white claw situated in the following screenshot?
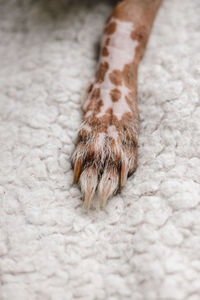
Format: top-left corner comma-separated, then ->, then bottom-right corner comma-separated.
80,167 -> 98,210
98,166 -> 119,210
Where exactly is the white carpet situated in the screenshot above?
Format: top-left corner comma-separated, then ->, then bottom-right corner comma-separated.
0,0 -> 200,299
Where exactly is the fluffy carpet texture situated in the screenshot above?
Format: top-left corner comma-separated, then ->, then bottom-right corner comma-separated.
0,0 -> 200,299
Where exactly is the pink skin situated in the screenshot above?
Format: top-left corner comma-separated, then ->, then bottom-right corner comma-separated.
83,18 -> 138,120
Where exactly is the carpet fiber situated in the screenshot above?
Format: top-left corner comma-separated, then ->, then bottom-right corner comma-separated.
0,0 -> 200,299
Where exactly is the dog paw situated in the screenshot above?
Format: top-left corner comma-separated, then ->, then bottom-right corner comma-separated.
72,111 -> 138,209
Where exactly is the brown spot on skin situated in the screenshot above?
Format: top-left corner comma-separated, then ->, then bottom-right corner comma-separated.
104,21 -> 117,35
109,70 -> 123,86
96,62 -> 109,83
87,84 -> 93,94
86,88 -> 100,112
122,63 -> 137,89
110,89 -> 121,102
102,46 -> 109,57
131,26 -> 149,60
106,108 -> 113,116
131,25 -> 148,43
96,99 -> 104,114
105,38 -> 110,46
91,88 -> 100,101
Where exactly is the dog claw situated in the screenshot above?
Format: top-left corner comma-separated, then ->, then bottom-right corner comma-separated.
120,161 -> 129,188
80,167 -> 98,210
98,167 -> 119,210
73,158 -> 82,183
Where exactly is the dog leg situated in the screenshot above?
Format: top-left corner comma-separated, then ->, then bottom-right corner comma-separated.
72,0 -> 162,209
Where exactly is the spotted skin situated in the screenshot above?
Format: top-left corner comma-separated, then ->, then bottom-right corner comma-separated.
72,0 -> 162,209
